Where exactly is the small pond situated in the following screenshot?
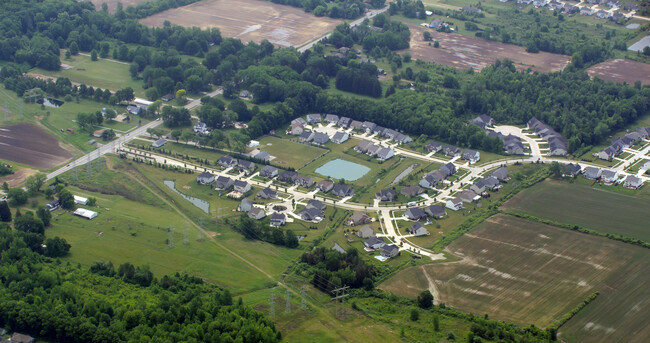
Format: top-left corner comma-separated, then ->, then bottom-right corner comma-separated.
164,180 -> 210,214
37,98 -> 64,108
315,158 -> 370,181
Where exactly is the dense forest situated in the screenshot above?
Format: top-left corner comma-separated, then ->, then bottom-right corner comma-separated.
269,0 -> 385,19
0,228 -> 281,342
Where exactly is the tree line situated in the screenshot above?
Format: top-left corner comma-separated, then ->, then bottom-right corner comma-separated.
299,247 -> 376,292
269,0 -> 385,19
230,215 -> 299,248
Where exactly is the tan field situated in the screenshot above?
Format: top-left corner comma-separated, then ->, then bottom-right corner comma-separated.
83,0 -> 149,14
139,0 -> 342,47
407,24 -> 571,72
587,59 -> 650,85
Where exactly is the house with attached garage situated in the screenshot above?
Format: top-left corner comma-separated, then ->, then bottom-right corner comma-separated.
362,121 -> 377,132
641,160 -> 650,171
216,176 -> 234,190
364,237 -> 386,250
316,180 -> 334,193
404,207 -> 427,221
443,145 -> 462,157
381,244 -> 400,258
401,186 -> 425,197
248,207 -> 266,220
393,133 -> 413,144
583,166 -> 602,180
307,199 -> 326,211
312,132 -> 330,145
426,141 -> 442,153
295,174 -> 315,188
350,120 -> 364,131
347,211 -> 371,226
277,171 -> 297,183
299,207 -> 324,222
333,184 -> 354,197
376,147 -> 395,161
490,166 -> 509,181
598,146 -> 619,161
580,7 -> 594,15
366,144 -> 381,157
469,115 -> 494,129
270,212 -> 286,227
419,171 -> 444,189
238,160 -> 256,175
482,176 -> 500,190
239,198 -> 253,212
355,139 -> 373,153
324,114 -> 339,123
257,187 -> 278,199
197,171 -> 215,185
596,9 -> 611,19
623,175 -> 643,189
331,131 -> 349,144
457,189 -> 480,203
446,197 -> 464,211
218,156 -> 238,168
260,165 -> 278,178
289,123 -> 304,136
291,117 -> 307,126
410,222 -> 429,236
440,162 -> 457,176
376,189 -> 397,202
425,205 -> 446,219
299,130 -> 314,142
306,113 -> 322,125
338,116 -> 351,128
562,163 -> 582,177
470,179 -> 488,195
600,170 -> 619,184
233,180 -> 251,193
462,149 -> 480,163
254,151 -> 271,161
356,225 -> 376,238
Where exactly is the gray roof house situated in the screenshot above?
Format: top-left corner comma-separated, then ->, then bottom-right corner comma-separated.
7,333 -> 34,343
295,174 -> 315,188
290,123 -> 304,136
426,141 -> 442,153
380,244 -> 399,258
347,211 -> 371,226
197,171 -> 215,184
152,138 -> 166,148
401,186 -> 425,197
601,170 -> 619,184
331,131 -> 349,144
457,189 -> 480,203
470,179 -> 488,195
376,147 -> 394,161
376,189 -> 397,202
325,114 -> 339,123
354,139 -> 373,153
316,180 -> 334,193
350,120 -> 364,131
562,163 -> 582,177
270,212 -> 286,227
462,149 -> 480,163
299,207 -> 324,222
469,115 -> 494,129
299,131 -> 314,142
444,145 -> 462,157
364,237 -> 386,250
216,176 -> 234,190
332,242 -> 347,254
218,156 -> 239,168
306,199 -> 326,211
254,151 -> 271,161
260,165 -> 278,178
410,222 -> 429,236
394,133 -> 413,144
446,197 -> 464,211
291,117 -> 307,126
277,171 -> 298,183
440,162 -> 457,176
332,184 -> 354,197
240,198 -> 253,212
425,205 -> 446,218
306,113 -> 322,125
490,167 -> 509,181
238,160 -> 256,174
404,207 -> 427,221
257,187 -> 278,199
248,207 -> 266,220
357,225 -> 376,238
362,121 -> 377,132
623,175 -> 643,189
482,176 -> 500,189
583,166 -> 602,180
598,146 -> 618,161
338,116 -> 351,128
419,173 -> 439,189
312,132 -> 330,144
233,180 -> 251,193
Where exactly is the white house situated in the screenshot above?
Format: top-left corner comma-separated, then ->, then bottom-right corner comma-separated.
462,149 -> 480,163
623,175 -> 643,189
331,131 -> 349,144
445,198 -> 463,211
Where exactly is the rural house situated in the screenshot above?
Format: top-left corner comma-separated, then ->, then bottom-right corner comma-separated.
426,141 -> 442,153
356,225 -> 376,238
331,131 -> 349,144
257,187 -> 278,199
260,165 -> 278,178
425,205 -> 446,219
347,211 -> 371,226
325,114 -> 339,123
445,197 -> 464,211
248,207 -> 266,220
583,166 -> 602,180
218,156 -> 238,168
410,222 -> 429,236
404,207 -> 427,221
332,184 -> 354,197
380,244 -> 400,259
440,162 -> 457,176
216,176 -> 234,190
376,189 -> 397,202
240,198 -> 253,212
601,170 -> 619,184
364,237 -> 386,250
316,180 -> 334,193
46,199 -> 60,211
193,121 -> 210,135
462,149 -> 480,163
270,212 -> 286,227
623,175 -> 643,189
233,180 -> 251,193
152,138 -> 166,148
401,186 -> 425,197
306,113 -> 321,125
457,189 -> 480,203
197,171 -> 215,185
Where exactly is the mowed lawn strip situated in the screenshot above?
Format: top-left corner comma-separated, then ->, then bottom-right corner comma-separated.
501,179 -> 650,241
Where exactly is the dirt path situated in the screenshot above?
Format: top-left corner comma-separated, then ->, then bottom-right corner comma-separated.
0,168 -> 38,188
420,265 -> 440,305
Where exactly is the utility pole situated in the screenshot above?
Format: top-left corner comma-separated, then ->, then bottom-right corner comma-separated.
331,286 -> 349,319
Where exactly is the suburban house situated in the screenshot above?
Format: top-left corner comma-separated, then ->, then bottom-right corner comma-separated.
332,242 -> 347,254
440,162 -> 457,176
564,3 -> 579,13
462,149 -> 480,163
331,131 -> 349,144
240,198 -> 253,212
362,121 -> 377,133
381,244 -> 400,259
257,187 -> 278,199
295,174 -> 315,188
443,145 -> 462,157
470,179 -> 488,195
312,132 -> 330,145
469,115 -> 494,129
7,333 -> 35,343
426,141 -> 442,153
270,212 -> 286,227
299,131 -> 314,142
410,222 -> 429,236
306,113 -> 322,125
490,167 -> 509,181
527,117 -> 568,156
601,170 -> 619,184
583,166 -> 602,180
277,171 -> 298,183
393,133 -> 413,145
332,184 -> 354,197
355,139 -> 373,153
356,225 -> 376,238
596,9 -> 611,19
457,189 -> 480,203
482,176 -> 500,190
401,186 -> 425,197
254,151 -> 271,161
562,163 -> 582,177
623,175 -> 643,189
216,176 -> 234,190
291,117 -> 307,126
364,237 -> 386,250
299,207 -> 324,222
325,114 -> 339,123
350,120 -> 364,131
404,207 -> 427,221
598,146 -> 619,161
376,189 -> 397,202
218,156 -> 238,168
152,138 -> 166,148
419,173 -> 441,189
338,116 -> 351,128
46,199 -> 60,211
290,123 -> 304,136
347,211 -> 371,226
445,197 -> 464,211
306,199 -> 326,211
193,121 -> 210,135
376,147 -> 395,161
233,180 -> 251,193
366,144 -> 381,157
373,126 -> 386,136
260,165 -> 278,178
238,160 -> 256,175
316,180 -> 334,193
425,205 -> 446,219
641,160 -> 650,171
197,171 -> 215,185
248,207 -> 266,220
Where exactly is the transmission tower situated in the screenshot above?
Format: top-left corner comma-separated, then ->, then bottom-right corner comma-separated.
331,286 -> 349,319
86,154 -> 92,178
183,222 -> 189,246
167,226 -> 174,248
300,286 -> 307,310
95,150 -> 102,173
269,292 -> 275,318
285,288 -> 291,314
73,155 -> 78,181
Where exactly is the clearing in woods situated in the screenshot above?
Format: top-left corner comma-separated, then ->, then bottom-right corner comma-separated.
379,214 -> 650,343
501,179 -> 650,241
139,0 -> 343,47
586,59 -> 650,85
406,24 -> 571,72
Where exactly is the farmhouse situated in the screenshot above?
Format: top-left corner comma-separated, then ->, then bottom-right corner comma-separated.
216,176 -> 234,190
583,166 -> 602,180
324,114 -> 339,123
601,170 -> 619,184
161,93 -> 175,102
257,187 -> 278,199
248,207 -> 266,220
457,189 -> 480,203
254,151 -> 271,161
73,208 -> 97,220
426,141 -> 442,153
376,189 -> 397,202
299,207 -> 324,222
197,171 -> 215,184
380,244 -> 400,259
260,165 -> 278,178
446,197 -> 464,211
425,204 -> 446,218
233,180 -> 251,193
270,212 -> 286,227
357,225 -> 376,238
92,129 -> 106,138
462,149 -> 480,163
404,207 -> 427,221
347,211 -> 371,226
364,237 -> 386,250
218,156 -> 238,168
401,186 -> 425,197
316,180 -> 334,193
306,113 -> 321,125
623,175 -> 643,189
240,198 -> 253,212
429,19 -> 443,29
152,138 -> 166,148
332,184 -> 354,197
443,145 -> 462,157
331,131 -> 349,144
410,222 -> 429,237
440,162 -> 457,176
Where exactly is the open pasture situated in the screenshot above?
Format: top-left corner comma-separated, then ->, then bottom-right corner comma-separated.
586,59 -> 650,85
502,179 -> 650,241
0,123 -> 72,169
407,24 -> 571,72
83,0 -> 149,13
139,0 -> 342,47
379,214 -> 650,343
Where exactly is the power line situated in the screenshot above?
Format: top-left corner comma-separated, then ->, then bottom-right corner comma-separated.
167,226 -> 174,248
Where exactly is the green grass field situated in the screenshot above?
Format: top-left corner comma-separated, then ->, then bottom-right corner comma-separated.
254,136 -> 328,169
379,214 -> 650,343
502,179 -> 650,241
